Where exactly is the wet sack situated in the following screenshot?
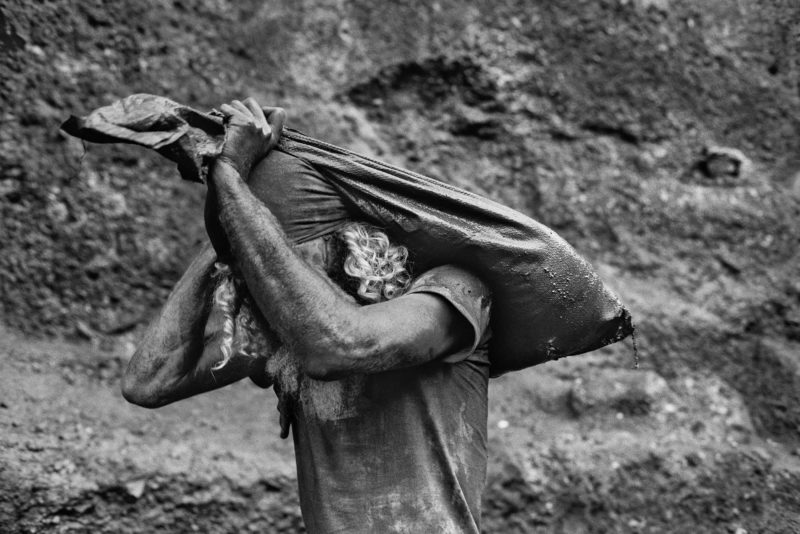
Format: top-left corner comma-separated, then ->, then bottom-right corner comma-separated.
61,94 -> 633,376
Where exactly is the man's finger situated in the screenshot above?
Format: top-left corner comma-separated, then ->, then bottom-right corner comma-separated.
231,100 -> 252,118
243,97 -> 263,119
244,97 -> 270,135
263,107 -> 286,136
219,103 -> 243,118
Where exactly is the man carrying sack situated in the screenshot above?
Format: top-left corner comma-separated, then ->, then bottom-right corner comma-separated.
62,93 -> 632,532
122,97 -> 495,533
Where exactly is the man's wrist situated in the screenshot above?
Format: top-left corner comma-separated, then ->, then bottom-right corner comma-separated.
213,157 -> 249,181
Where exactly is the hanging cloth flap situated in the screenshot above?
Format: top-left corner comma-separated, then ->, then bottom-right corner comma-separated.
61,94 -> 633,376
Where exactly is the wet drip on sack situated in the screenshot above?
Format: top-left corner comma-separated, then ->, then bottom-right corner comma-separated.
630,324 -> 639,370
68,140 -> 89,183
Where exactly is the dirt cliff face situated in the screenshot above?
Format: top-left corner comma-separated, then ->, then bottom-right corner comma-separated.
1,0 -> 799,532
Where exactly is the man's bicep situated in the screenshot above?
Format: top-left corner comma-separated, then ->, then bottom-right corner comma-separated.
362,264 -> 492,371
367,292 -> 476,367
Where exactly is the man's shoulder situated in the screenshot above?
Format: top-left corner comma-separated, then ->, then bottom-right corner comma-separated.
409,265 -> 491,303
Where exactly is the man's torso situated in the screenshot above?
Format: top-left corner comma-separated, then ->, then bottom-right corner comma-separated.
287,261 -> 492,534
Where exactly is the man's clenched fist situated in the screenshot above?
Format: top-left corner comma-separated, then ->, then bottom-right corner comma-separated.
217,97 -> 286,178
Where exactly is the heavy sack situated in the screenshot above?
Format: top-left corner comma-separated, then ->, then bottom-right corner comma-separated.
61,94 -> 633,376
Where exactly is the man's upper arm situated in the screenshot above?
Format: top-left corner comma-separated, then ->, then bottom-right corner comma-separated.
333,265 -> 492,376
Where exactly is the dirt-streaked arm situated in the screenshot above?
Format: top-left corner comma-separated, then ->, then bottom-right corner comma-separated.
203,96 -> 474,380
210,160 -> 473,380
121,244 -> 269,408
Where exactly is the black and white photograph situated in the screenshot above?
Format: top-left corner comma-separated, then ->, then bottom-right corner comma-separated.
1,1 -> 798,532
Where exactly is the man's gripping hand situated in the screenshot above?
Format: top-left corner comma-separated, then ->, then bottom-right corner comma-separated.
208,98 -> 285,261
217,97 -> 286,178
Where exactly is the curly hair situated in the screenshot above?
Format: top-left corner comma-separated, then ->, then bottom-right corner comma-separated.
210,222 -> 411,381
210,262 -> 276,371
339,222 -> 412,302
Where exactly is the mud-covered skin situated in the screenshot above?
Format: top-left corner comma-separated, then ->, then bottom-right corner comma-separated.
120,242 -> 272,408
2,0 -> 800,532
206,156 -> 474,380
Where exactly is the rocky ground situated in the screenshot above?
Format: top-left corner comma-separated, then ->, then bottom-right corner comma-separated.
1,0 -> 799,532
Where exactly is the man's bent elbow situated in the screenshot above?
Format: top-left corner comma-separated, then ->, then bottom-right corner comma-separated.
121,356 -> 167,409
121,374 -> 160,408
